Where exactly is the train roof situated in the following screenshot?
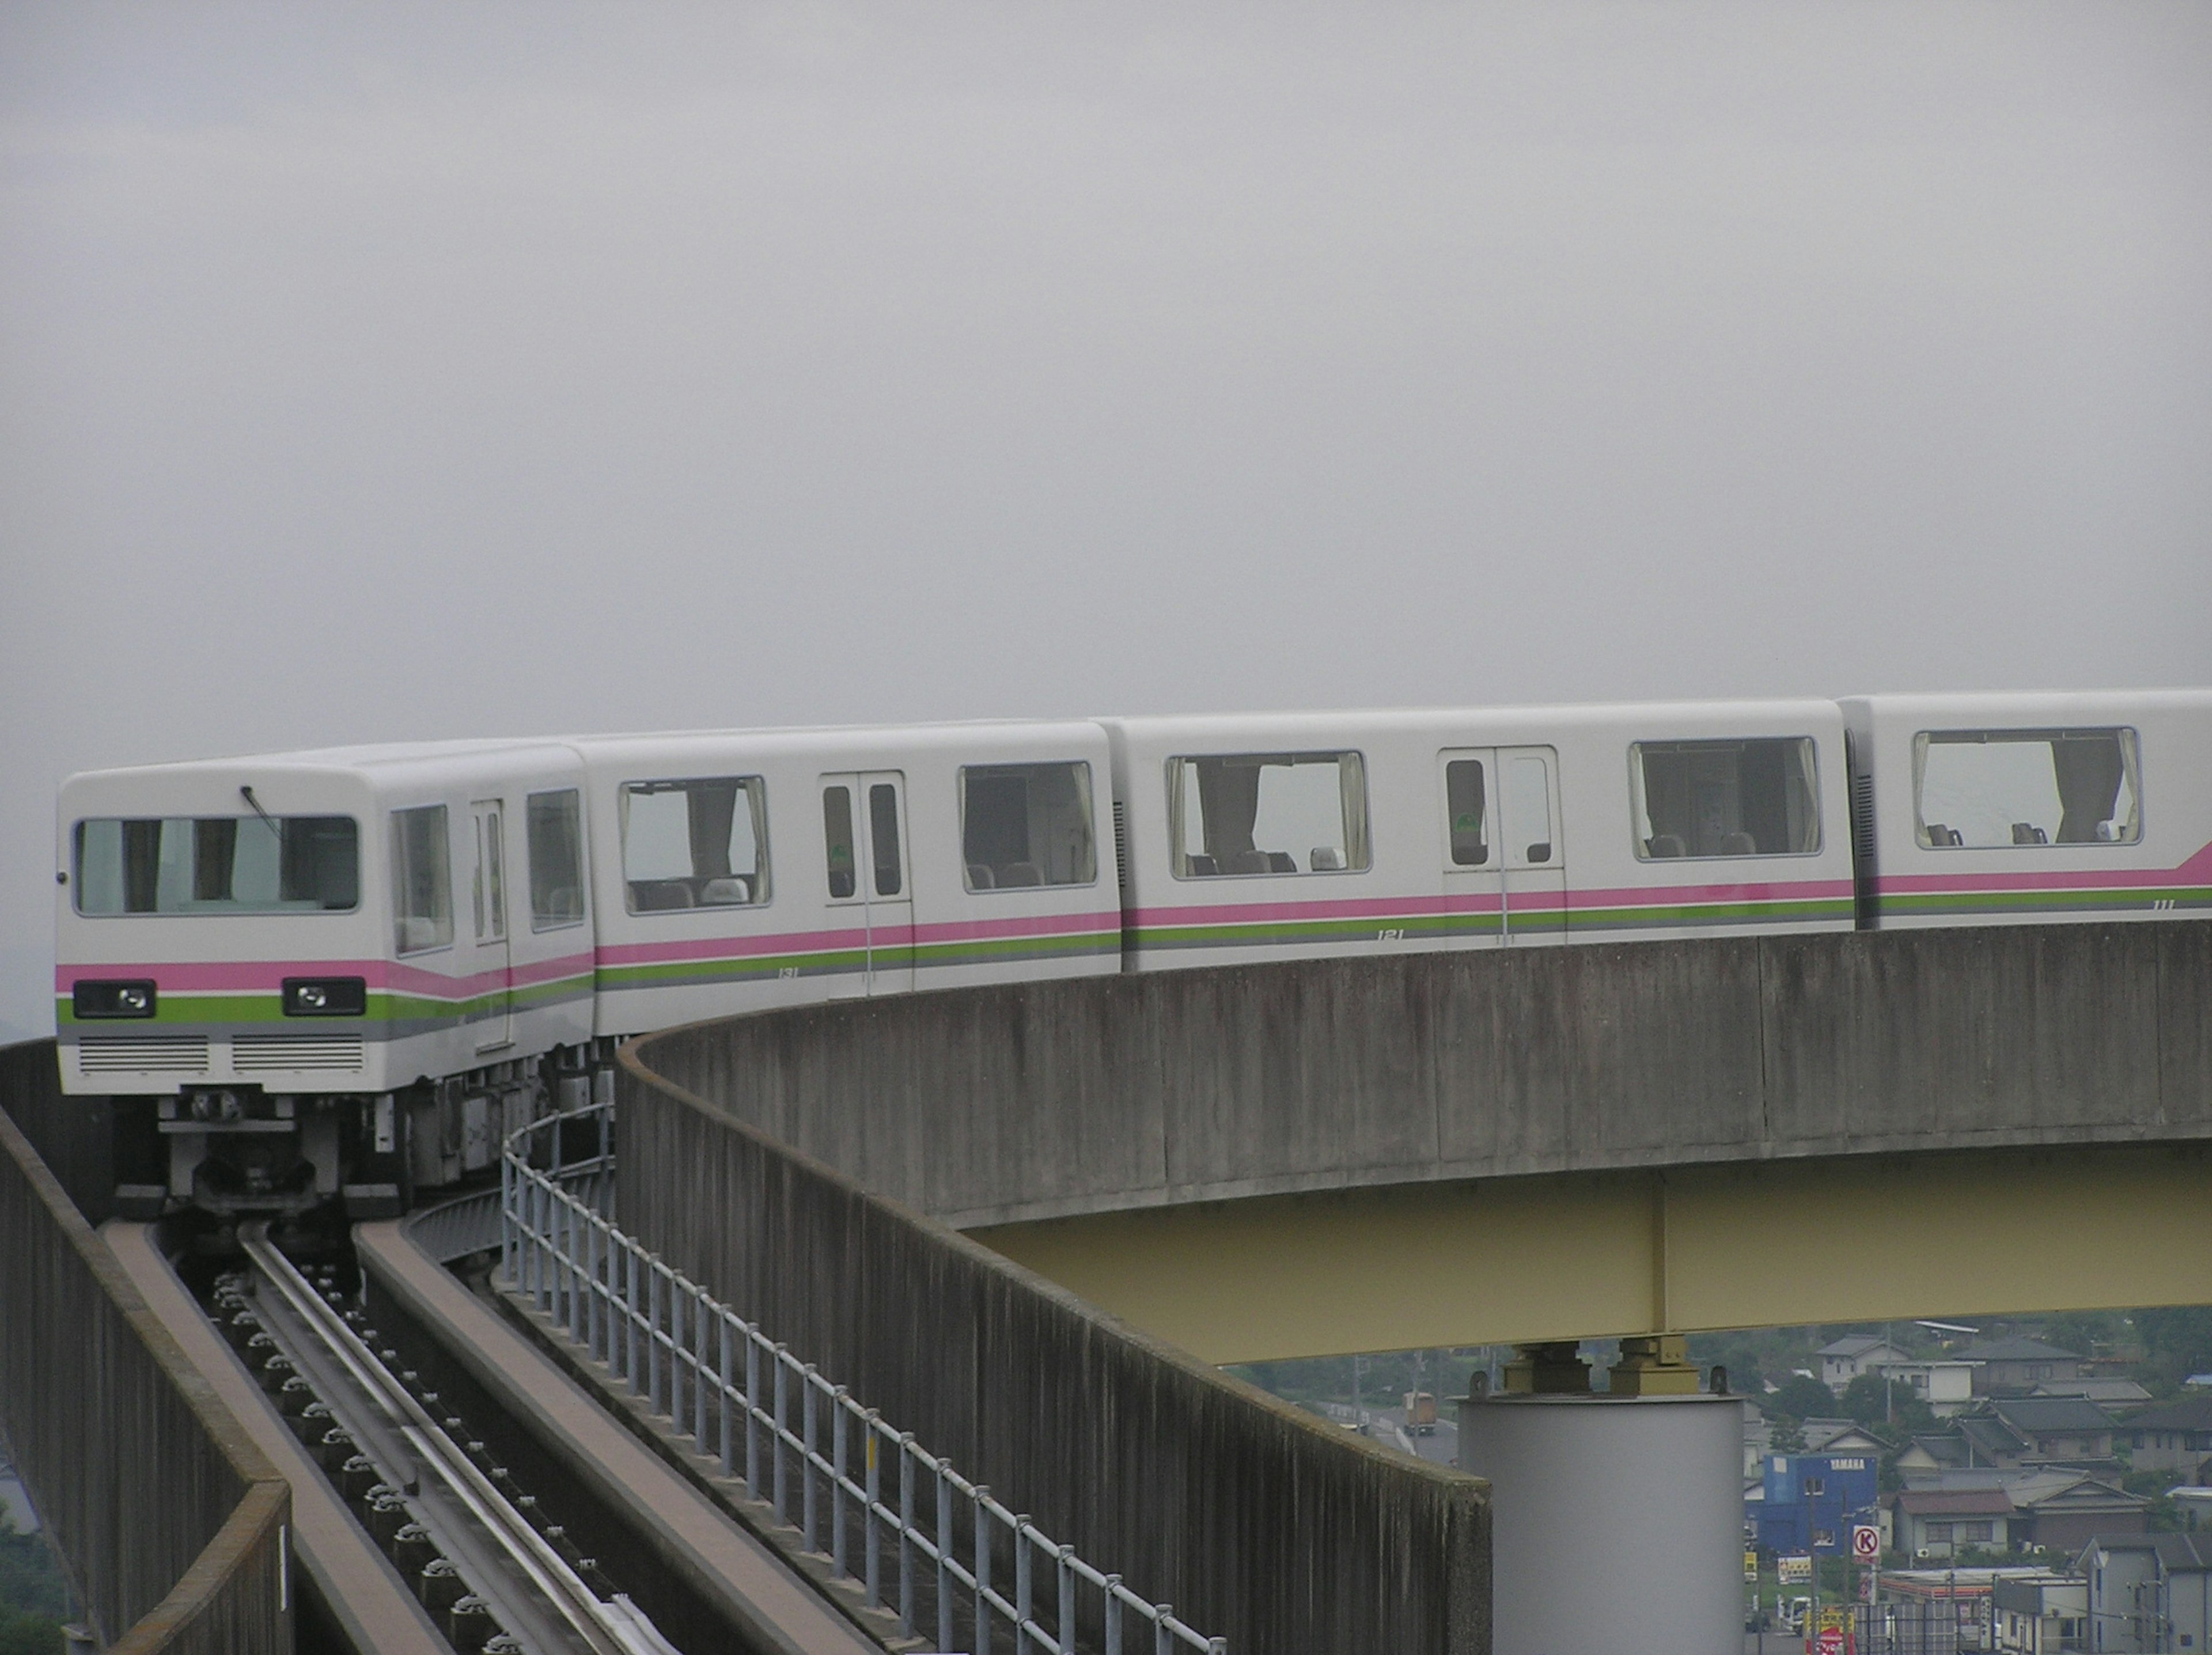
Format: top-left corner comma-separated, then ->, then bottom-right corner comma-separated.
1099,698 -> 1847,744
1840,688 -> 2212,721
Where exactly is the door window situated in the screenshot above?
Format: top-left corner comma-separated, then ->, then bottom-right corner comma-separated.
1505,755 -> 1554,866
823,786 -> 858,899
472,805 -> 506,943
1444,759 -> 1490,867
868,783 -> 904,897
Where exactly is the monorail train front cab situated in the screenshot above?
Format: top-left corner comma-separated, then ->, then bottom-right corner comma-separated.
1840,690 -> 2212,929
55,743 -> 595,1220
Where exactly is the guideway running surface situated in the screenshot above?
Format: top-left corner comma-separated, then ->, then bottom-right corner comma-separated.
355,1218 -> 880,1655
100,1219 -> 450,1655
238,1222 -> 675,1655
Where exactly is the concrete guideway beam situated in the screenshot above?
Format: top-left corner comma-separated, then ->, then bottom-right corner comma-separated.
974,1143 -> 2212,1361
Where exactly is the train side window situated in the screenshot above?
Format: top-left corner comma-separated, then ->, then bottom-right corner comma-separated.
391,805 -> 453,954
1631,738 -> 1821,859
960,762 -> 1099,891
526,789 -> 587,930
1167,751 -> 1369,877
620,778 -> 770,912
1444,759 -> 1490,866
1912,728 -> 2140,849
822,786 -> 858,899
74,816 -> 360,916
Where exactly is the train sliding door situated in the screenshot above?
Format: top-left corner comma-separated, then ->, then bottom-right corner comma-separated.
820,772 -> 915,995
467,799 -> 514,1047
1497,748 -> 1566,944
1438,748 -> 1565,946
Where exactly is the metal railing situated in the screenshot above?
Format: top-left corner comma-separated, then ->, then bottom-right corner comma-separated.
501,1103 -> 1225,1655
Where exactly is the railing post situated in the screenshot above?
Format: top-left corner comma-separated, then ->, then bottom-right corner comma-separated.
899,1433 -> 916,1639
1154,1604 -> 1172,1655
1105,1575 -> 1122,1655
864,1412 -> 882,1610
499,1149 -> 512,1285
719,1313 -> 734,1479
624,1241 -> 639,1392
535,1176 -> 552,1312
648,1265 -> 664,1415
832,1391 -> 850,1578
1058,1544 -> 1075,1655
671,1275 -> 687,1434
938,1472 -> 955,1655
802,1366 -> 819,1553
773,1347 -> 790,1526
1017,1521 -> 1033,1653
746,1335 -> 762,1499
692,1287 -> 708,1447
974,1487 -> 993,1655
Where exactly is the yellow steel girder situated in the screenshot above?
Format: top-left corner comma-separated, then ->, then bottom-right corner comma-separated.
968,1144 -> 2212,1365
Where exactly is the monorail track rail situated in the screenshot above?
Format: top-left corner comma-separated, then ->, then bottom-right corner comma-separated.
235,1223 -> 681,1655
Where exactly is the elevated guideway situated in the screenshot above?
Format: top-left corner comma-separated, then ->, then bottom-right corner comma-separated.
631,921 -> 2212,1357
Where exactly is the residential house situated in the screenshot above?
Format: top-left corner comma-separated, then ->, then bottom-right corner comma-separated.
1993,1573 -> 2089,1654
1821,1335 -> 1915,1389
1988,1398 -> 2119,1468
2080,1534 -> 2212,1654
2033,1378 -> 2153,1411
2008,1472 -> 2150,1554
1745,1409 -> 1775,1480
1874,1358 -> 1981,1418
1887,1470 -> 2148,1558
2126,1395 -> 2212,1484
1894,1487 -> 2015,1559
1803,1418 -> 1893,1456
1961,1338 -> 2086,1396
1758,1449 -> 1881,1556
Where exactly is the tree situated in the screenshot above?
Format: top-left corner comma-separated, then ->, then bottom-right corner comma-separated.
1840,1372 -> 1936,1437
1768,1373 -> 1838,1422
2138,1308 -> 2212,1391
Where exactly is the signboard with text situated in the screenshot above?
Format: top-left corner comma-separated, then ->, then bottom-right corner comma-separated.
1852,1525 -> 1881,1564
1778,1554 -> 1813,1585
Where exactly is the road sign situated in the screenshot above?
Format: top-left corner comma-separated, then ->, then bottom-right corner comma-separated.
1778,1554 -> 1813,1584
1815,1626 -> 1846,1655
1852,1524 -> 1881,1563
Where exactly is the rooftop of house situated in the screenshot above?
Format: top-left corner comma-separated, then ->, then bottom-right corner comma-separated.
1820,1335 -> 1900,1358
1986,1396 -> 2117,1435
2128,1392 -> 2212,1432
2078,1533 -> 2212,1573
2030,1378 -> 2153,1407
1956,1336 -> 2082,1364
1893,1487 -> 2015,1517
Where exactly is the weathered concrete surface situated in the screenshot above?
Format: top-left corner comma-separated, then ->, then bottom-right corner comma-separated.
619,1046 -> 1493,1655
637,923 -> 2212,1228
0,1041 -> 290,1654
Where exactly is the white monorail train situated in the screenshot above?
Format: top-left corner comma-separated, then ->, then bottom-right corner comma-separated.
52,691 -> 2211,1218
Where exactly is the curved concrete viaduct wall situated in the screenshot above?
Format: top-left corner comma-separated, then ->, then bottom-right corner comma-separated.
0,1042 -> 290,1654
635,922 -> 2210,1226
618,1040 -> 1491,1655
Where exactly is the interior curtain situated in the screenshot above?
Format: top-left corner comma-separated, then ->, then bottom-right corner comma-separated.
687,781 -> 739,878
1339,754 -> 1369,869
1786,742 -> 1819,854
194,818 -> 238,902
1911,736 -> 1931,840
2051,735 -> 2125,844
122,820 -> 162,912
1196,760 -> 1260,859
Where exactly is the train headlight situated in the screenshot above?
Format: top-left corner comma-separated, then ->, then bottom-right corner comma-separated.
282,976 -> 366,1017
73,979 -> 157,1019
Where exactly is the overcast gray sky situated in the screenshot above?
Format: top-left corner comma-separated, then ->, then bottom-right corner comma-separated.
3,2 -> 2208,1037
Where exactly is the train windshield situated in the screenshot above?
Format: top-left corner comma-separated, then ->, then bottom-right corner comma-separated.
73,816 -> 359,915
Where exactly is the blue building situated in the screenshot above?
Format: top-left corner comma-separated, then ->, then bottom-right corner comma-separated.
1756,1451 -> 1881,1556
